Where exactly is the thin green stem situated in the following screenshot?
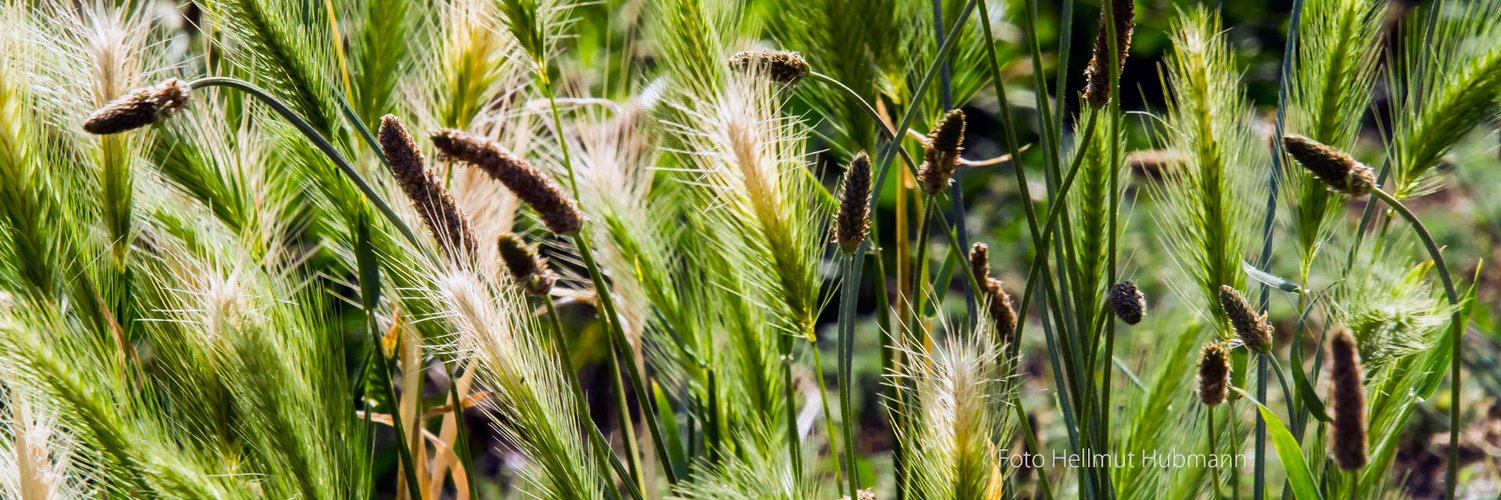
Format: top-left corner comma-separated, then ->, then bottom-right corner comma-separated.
837,253 -> 862,496
808,336 -> 845,492
538,66 -> 679,486
544,296 -> 643,500
1368,188 -> 1463,498
1209,407 -> 1224,499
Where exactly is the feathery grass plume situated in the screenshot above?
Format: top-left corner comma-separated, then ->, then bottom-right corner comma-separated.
1283,0 -> 1385,265
82,79 -> 189,135
0,387 -> 91,498
891,311 -> 1015,500
1153,8 -> 1267,330
1109,280 -> 1145,325
833,150 -> 872,252
968,242 -> 991,291
1219,285 -> 1272,353
1068,104 -> 1127,324
1081,0 -> 1136,107
346,0 -> 420,126
423,263 -> 604,498
1333,250 -> 1455,368
496,233 -> 555,296
762,0 -> 902,154
1197,342 -> 1230,406
431,128 -> 583,236
918,109 -> 965,195
197,0 -> 341,134
1387,0 -> 1501,198
379,116 -> 478,256
1328,328 -> 1368,470
729,49 -> 810,86
1115,323 -> 1201,496
1282,134 -> 1375,197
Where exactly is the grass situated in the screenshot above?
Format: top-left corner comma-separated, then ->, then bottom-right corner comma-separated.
0,0 -> 1496,498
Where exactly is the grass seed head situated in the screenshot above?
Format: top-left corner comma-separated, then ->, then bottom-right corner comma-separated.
430,128 -> 583,236
919,110 -> 966,195
1219,285 -> 1272,353
83,78 -> 190,135
1082,0 -> 1136,107
496,234 -> 555,296
1108,280 -> 1145,325
833,151 -> 872,253
986,278 -> 1017,345
728,49 -> 810,86
1329,327 -> 1368,470
968,242 -> 992,292
1282,134 -> 1375,197
1197,342 -> 1230,406
379,115 -> 478,256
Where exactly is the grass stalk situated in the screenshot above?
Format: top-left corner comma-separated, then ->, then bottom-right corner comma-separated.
1367,187 -> 1463,497
836,253 -> 861,496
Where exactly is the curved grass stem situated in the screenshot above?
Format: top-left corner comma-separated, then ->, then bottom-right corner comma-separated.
1368,187 -> 1463,497
186,77 -> 427,255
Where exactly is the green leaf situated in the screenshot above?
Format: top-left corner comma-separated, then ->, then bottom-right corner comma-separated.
1289,341 -> 1330,423
653,382 -> 689,481
1234,388 -> 1322,500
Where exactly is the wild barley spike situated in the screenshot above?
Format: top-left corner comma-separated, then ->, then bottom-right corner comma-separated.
1082,0 -> 1136,107
430,129 -> 584,236
378,115 -> 478,256
833,151 -> 872,253
497,234 -> 556,296
1108,280 -> 1145,325
1197,342 -> 1231,406
83,79 -> 191,135
728,49 -> 810,86
1282,134 -> 1376,197
919,110 -> 966,195
1219,285 -> 1272,354
1329,328 -> 1369,470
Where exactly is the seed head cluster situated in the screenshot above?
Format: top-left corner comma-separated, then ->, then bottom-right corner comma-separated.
1107,280 -> 1145,325
1081,0 -> 1136,107
430,128 -> 584,236
729,49 -> 810,86
378,115 -> 478,257
83,78 -> 191,135
1282,134 -> 1375,197
833,151 -> 872,253
968,243 -> 1016,343
1219,285 -> 1272,354
918,110 -> 966,195
1329,328 -> 1368,470
496,234 -> 556,296
1197,342 -> 1230,406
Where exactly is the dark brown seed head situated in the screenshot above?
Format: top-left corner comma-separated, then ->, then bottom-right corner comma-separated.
378,115 -> 477,256
496,234 -> 556,296
986,278 -> 1017,345
1328,328 -> 1368,470
833,151 -> 872,253
728,49 -> 810,86
1282,134 -> 1375,197
1081,0 -> 1136,108
968,242 -> 992,293
83,78 -> 191,135
1108,280 -> 1145,325
1197,342 -> 1231,406
430,128 -> 584,236
1219,285 -> 1272,354
919,110 -> 966,195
